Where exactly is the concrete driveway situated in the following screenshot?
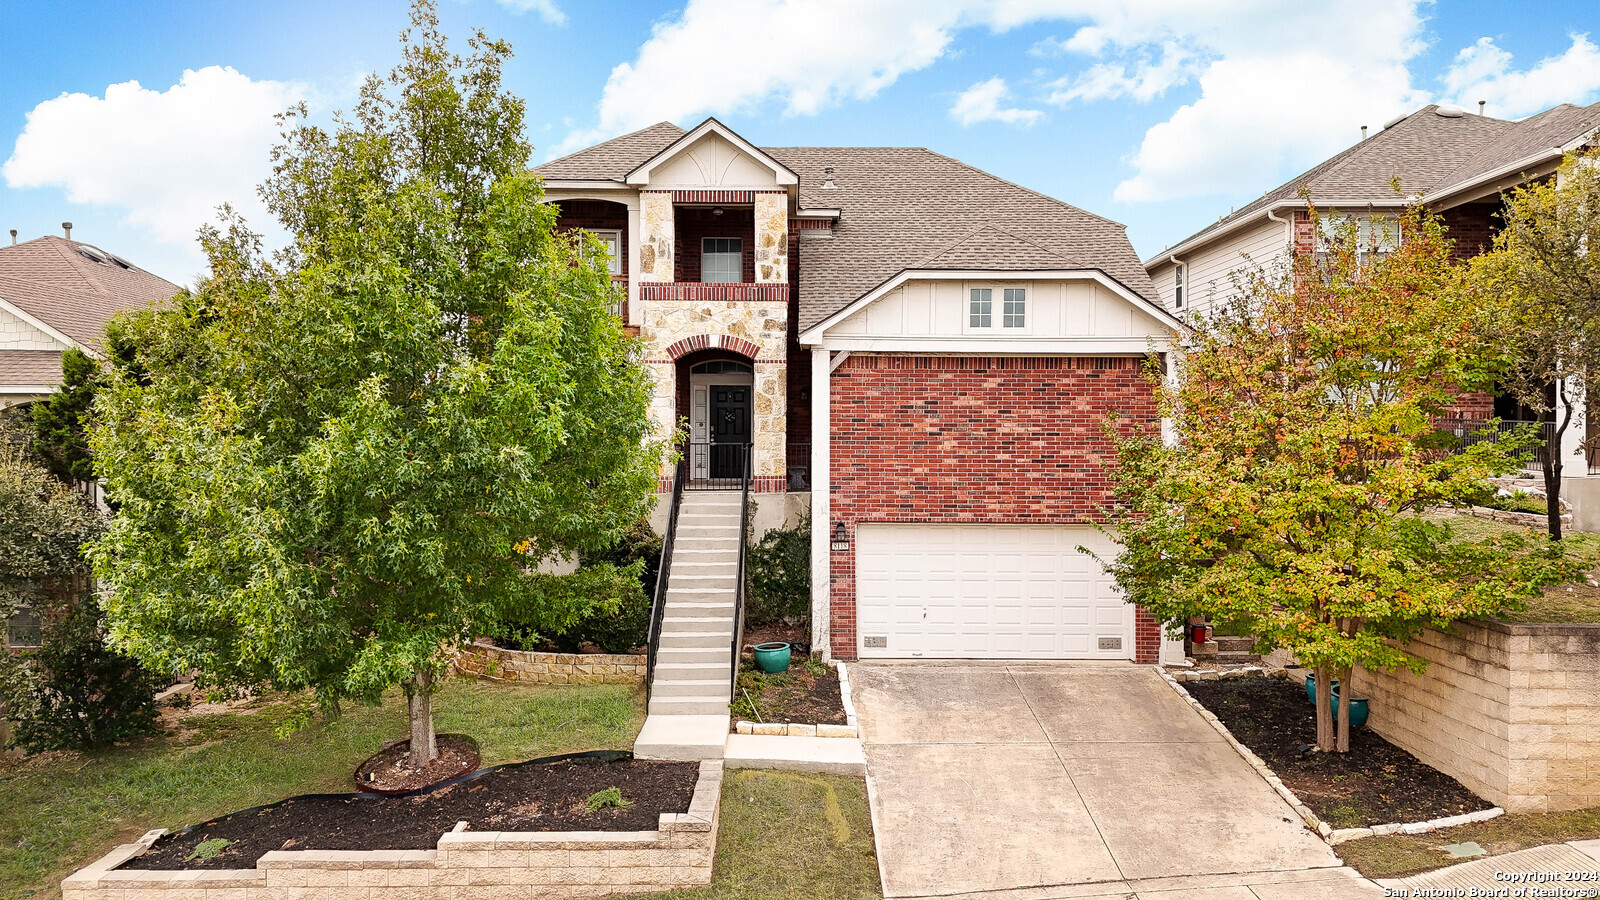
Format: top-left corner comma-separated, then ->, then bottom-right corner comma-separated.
850,662 -> 1382,900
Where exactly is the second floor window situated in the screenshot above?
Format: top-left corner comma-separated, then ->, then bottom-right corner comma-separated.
593,229 -> 622,276
1003,288 -> 1026,328
970,288 -> 992,327
1317,215 -> 1400,267
702,237 -> 742,283
1174,263 -> 1185,309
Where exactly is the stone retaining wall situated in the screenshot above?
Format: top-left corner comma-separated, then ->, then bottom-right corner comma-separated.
62,760 -> 723,900
452,641 -> 645,686
1350,620 -> 1600,813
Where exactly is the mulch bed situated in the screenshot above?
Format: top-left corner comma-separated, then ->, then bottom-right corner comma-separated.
123,756 -> 699,871
356,734 -> 480,793
733,655 -> 846,727
1185,676 -> 1494,829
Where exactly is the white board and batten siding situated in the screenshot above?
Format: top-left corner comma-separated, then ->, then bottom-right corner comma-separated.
822,276 -> 1171,348
1149,217 -> 1292,316
854,524 -> 1132,660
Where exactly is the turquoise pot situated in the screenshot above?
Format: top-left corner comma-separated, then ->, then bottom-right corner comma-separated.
1305,676 -> 1370,728
753,642 -> 792,674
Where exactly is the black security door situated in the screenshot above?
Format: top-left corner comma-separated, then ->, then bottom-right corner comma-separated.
709,385 -> 751,479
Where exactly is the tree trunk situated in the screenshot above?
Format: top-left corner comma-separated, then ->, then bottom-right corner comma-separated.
1548,379 -> 1574,540
1314,664 -> 1335,752
1336,665 -> 1352,753
405,669 -> 438,768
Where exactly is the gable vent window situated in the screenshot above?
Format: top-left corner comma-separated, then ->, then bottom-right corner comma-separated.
1002,288 -> 1026,328
969,288 -> 992,327
1173,263 -> 1185,309
702,237 -> 742,283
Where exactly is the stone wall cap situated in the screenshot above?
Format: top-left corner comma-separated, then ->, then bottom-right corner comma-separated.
1475,618 -> 1600,636
257,849 -> 435,869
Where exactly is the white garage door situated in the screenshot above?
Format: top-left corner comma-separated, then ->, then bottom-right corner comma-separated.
855,524 -> 1132,660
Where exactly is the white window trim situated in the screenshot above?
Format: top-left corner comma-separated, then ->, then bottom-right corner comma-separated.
1173,263 -> 1185,310
591,229 -> 623,276
1316,214 -> 1401,266
701,237 -> 743,283
962,282 -> 1033,335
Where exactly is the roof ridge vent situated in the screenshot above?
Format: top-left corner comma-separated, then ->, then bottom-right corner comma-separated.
78,245 -> 111,265
821,165 -> 836,190
1383,113 -> 1408,130
1435,104 -> 1467,118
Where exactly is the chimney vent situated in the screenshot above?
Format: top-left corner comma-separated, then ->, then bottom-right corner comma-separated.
8,229 -> 15,246
821,165 -> 836,190
1479,100 -> 1486,116
62,221 -> 73,240
1361,125 -> 1368,140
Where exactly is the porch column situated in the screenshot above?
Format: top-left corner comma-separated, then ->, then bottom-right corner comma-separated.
638,191 -> 674,282
754,192 -> 788,284
809,346 -> 831,660
625,199 -> 641,324
1559,378 -> 1588,470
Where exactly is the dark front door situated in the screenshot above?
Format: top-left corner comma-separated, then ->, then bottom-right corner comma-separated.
709,384 -> 751,479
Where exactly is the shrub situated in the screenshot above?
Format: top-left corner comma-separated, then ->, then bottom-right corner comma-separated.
0,597 -> 162,752
746,520 -> 810,627
497,521 -> 662,654
584,787 -> 632,812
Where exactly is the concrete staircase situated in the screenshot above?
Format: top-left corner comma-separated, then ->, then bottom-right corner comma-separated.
632,490 -> 743,761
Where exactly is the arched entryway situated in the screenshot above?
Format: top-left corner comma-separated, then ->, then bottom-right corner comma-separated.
675,348 -> 754,482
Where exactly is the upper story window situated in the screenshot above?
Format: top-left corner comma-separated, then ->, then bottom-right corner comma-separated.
702,237 -> 742,283
1173,263 -> 1185,309
1317,215 -> 1400,267
970,288 -> 992,327
1002,288 -> 1027,327
592,229 -> 622,276
969,286 -> 1028,330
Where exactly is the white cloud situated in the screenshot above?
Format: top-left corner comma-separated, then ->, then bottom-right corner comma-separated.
3,66 -> 302,251
1442,35 -> 1600,119
555,0 -> 964,156
1047,41 -> 1194,103
557,0 -> 1437,205
494,0 -> 566,25
951,77 -> 1042,126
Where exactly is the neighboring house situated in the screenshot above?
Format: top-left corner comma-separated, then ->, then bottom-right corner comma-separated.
0,229 -> 181,410
1144,100 -> 1600,460
537,118 -> 1183,664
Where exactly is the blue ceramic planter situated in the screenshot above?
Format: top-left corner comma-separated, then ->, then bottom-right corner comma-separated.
753,642 -> 792,674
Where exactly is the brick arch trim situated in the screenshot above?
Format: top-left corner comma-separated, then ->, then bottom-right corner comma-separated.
665,334 -> 761,361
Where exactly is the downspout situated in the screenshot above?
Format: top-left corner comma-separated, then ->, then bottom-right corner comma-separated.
1266,207 -> 1292,248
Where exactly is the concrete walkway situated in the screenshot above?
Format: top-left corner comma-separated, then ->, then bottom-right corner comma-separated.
850,662 -> 1379,899
1381,840 -> 1600,894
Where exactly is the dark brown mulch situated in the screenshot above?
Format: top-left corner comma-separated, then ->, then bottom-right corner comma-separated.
123,756 -> 698,871
355,734 -> 480,793
1185,677 -> 1494,829
733,655 -> 846,727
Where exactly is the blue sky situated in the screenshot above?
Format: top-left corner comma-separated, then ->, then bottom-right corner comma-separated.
4,0 -> 1600,286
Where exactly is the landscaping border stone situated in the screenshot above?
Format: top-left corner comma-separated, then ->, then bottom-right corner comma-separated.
732,660 -> 860,738
452,640 -> 645,686
61,760 -> 723,900
1154,668 -> 1505,847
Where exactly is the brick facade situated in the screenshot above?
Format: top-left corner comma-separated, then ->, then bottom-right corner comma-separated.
673,206 -> 756,283
826,355 -> 1162,660
553,200 -> 628,276
1440,201 -> 1501,260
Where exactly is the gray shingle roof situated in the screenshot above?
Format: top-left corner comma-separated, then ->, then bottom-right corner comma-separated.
766,146 -> 1155,332
0,349 -> 63,387
1432,101 -> 1600,192
535,122 -> 687,181
0,236 -> 180,349
536,123 -> 1156,331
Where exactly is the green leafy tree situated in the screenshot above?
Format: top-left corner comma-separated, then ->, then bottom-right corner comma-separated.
1100,204 -> 1581,752
87,3 -> 659,767
1472,150 -> 1600,539
26,347 -> 103,488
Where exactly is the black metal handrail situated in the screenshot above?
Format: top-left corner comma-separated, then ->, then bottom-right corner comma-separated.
1435,417 -> 1553,465
730,442 -> 753,701
682,441 -> 752,490
644,449 -> 688,700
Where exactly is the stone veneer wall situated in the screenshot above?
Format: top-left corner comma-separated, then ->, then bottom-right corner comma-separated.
62,761 -> 723,900
1350,620 -> 1600,813
642,300 -> 788,488
452,641 -> 644,685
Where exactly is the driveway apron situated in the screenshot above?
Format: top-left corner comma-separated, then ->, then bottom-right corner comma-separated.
850,663 -> 1367,899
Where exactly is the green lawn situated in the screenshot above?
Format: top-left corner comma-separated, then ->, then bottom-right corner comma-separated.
641,769 -> 882,900
0,678 -> 644,900
1338,806 -> 1600,879
1428,511 -> 1600,623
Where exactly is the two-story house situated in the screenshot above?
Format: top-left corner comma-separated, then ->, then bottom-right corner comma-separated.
537,118 -> 1184,685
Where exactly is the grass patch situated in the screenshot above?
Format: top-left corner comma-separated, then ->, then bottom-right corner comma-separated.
639,769 -> 880,900
0,678 -> 643,900
1338,806 -> 1600,879
1425,512 -> 1600,624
